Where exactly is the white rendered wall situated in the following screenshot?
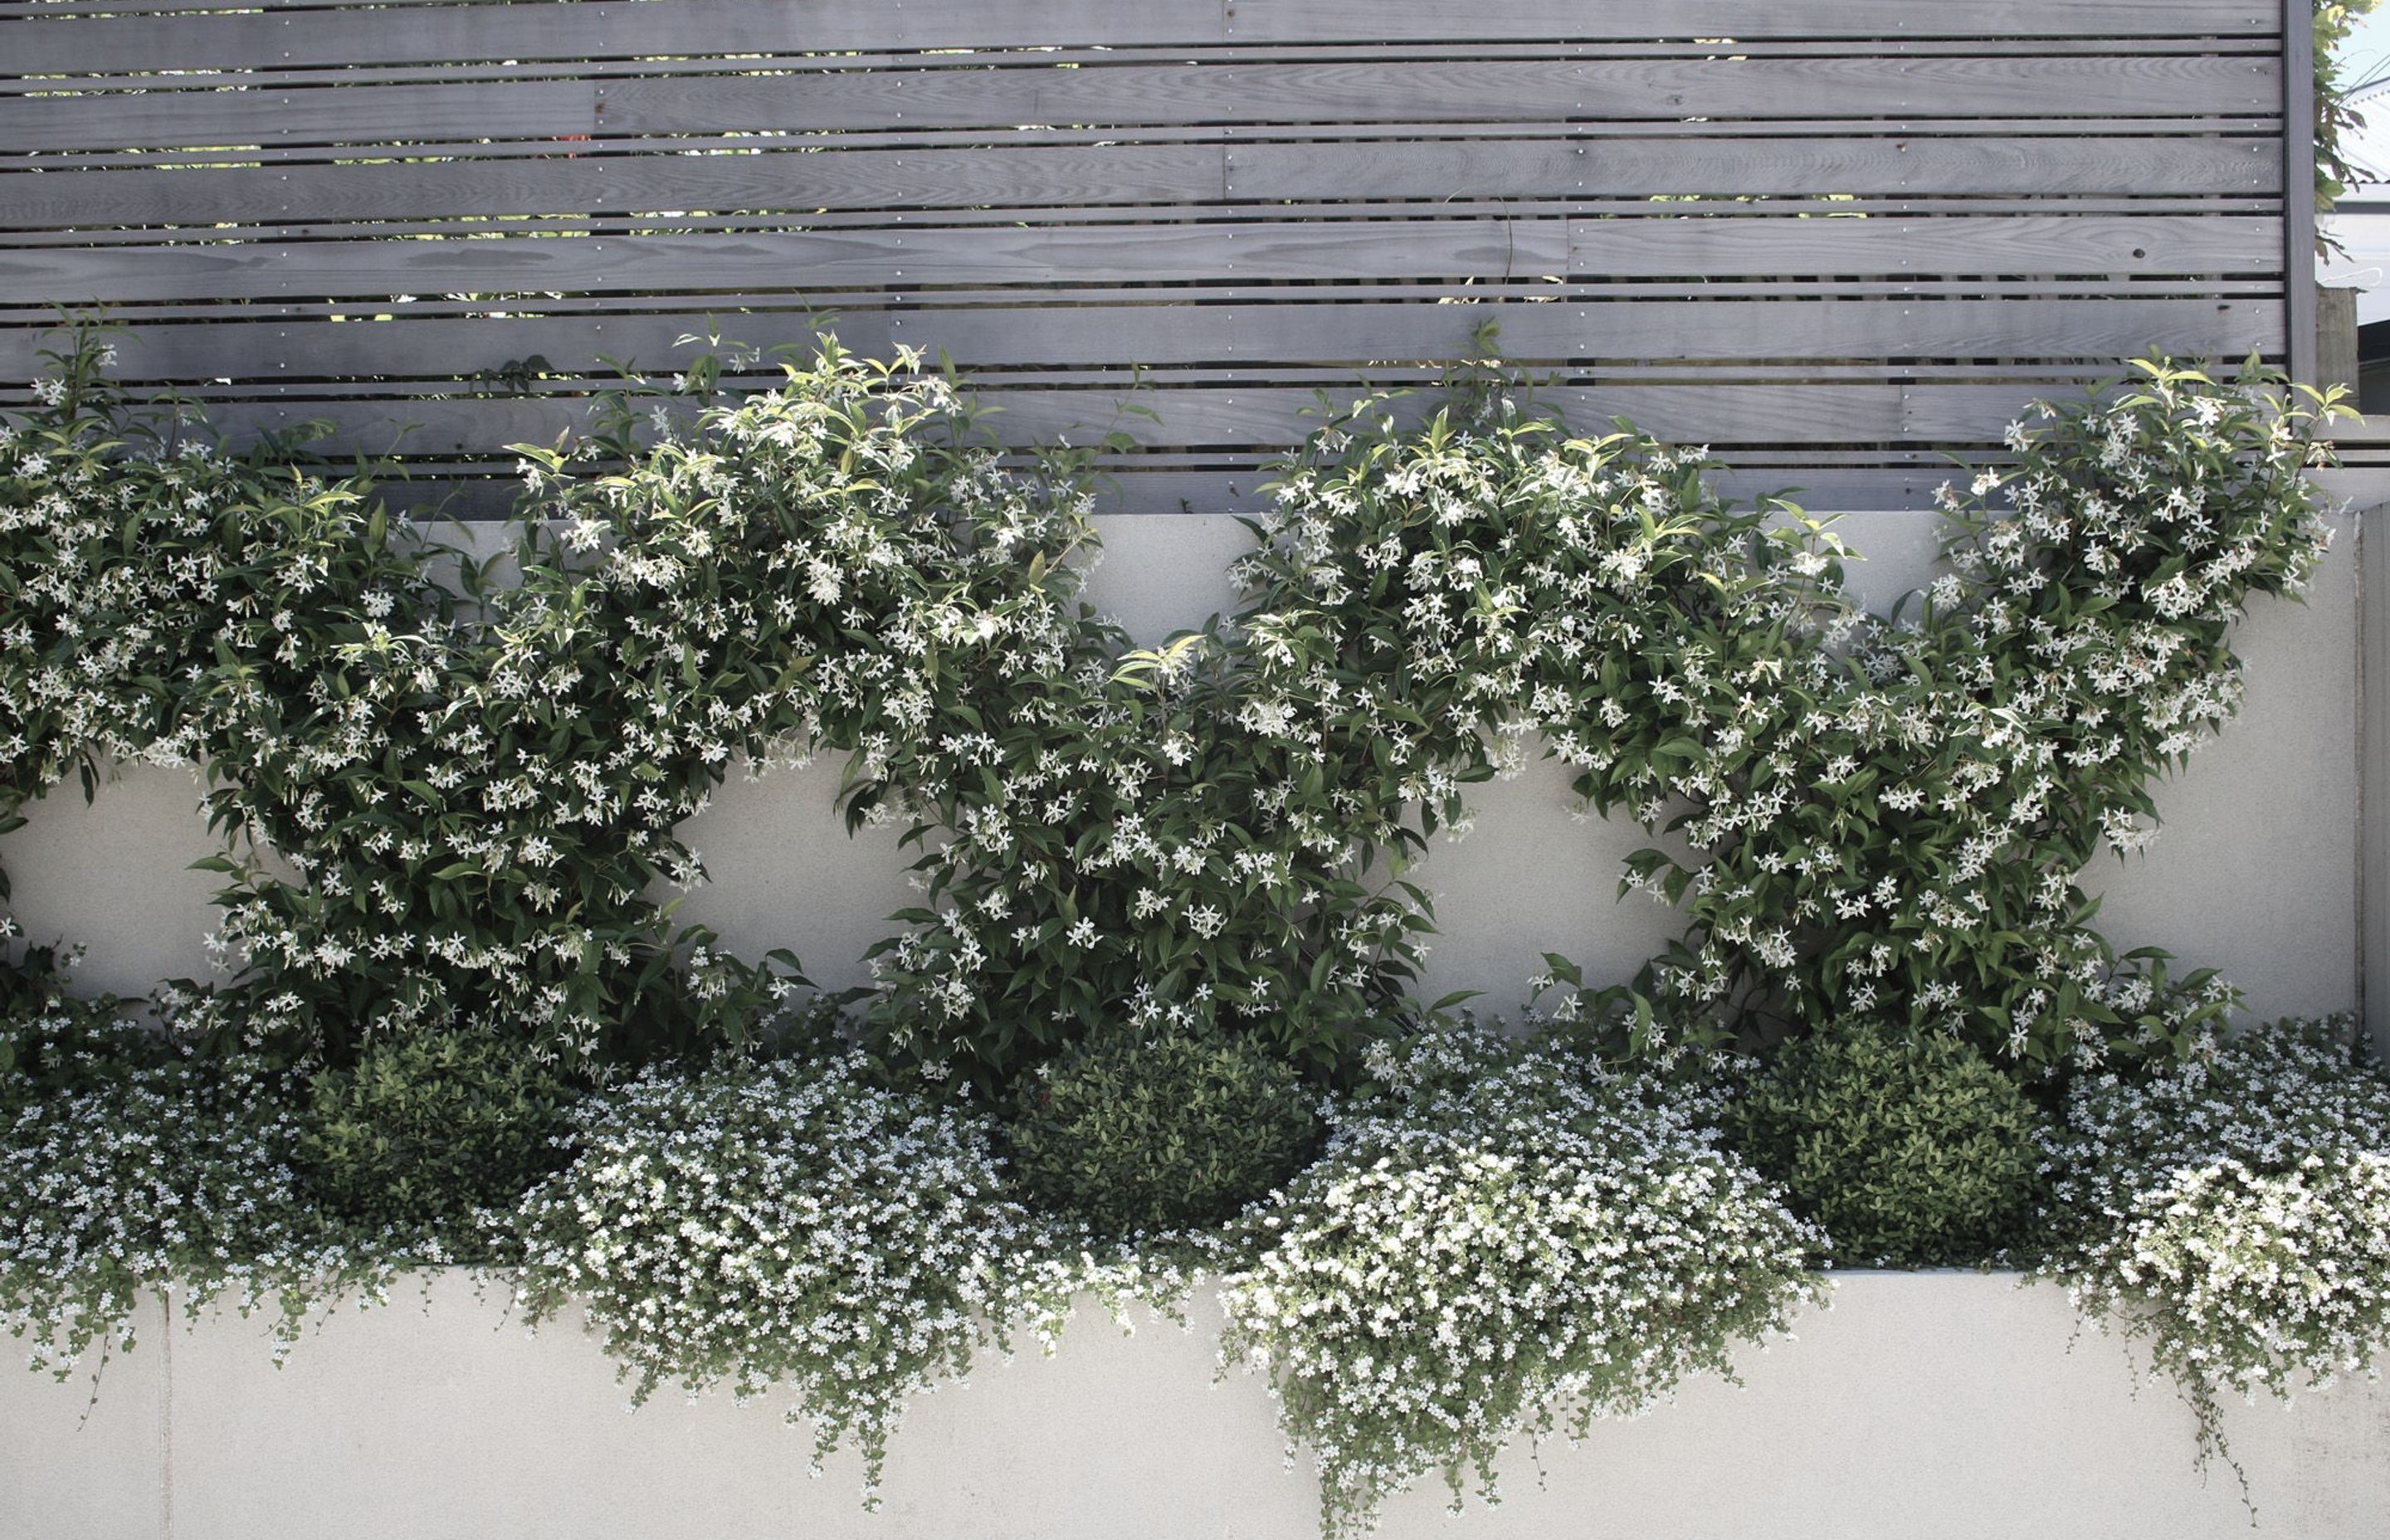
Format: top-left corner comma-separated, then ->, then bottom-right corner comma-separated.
4,1272 -> 2385,1540
0,509 -> 2362,1026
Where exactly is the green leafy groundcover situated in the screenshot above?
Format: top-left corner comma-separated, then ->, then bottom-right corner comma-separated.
2,324 -> 2388,1533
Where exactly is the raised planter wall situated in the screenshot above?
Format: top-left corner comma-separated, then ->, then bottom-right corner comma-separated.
7,1272 -> 2386,1540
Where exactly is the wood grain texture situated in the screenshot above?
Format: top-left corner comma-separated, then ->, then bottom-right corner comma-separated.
180,380 -> 2015,452
0,55 -> 2282,152
4,0 -> 2279,77
0,221 -> 1575,303
1567,213 -> 2284,275
1222,136 -> 2280,201
0,210 -> 2278,304
0,144 -> 1230,229
0,134 -> 2280,232
377,461 -> 1991,517
0,298 -> 2283,383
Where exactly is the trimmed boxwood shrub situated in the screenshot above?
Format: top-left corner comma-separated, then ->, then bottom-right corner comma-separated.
1007,1023 -> 1320,1234
298,1031 -> 580,1240
1730,1018 -> 2048,1266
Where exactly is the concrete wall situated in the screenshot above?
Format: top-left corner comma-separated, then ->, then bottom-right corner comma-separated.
0,509 -> 2362,1030
5,1271 -> 2384,1540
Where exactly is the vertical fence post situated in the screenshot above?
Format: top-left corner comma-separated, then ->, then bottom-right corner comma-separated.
2290,0 -> 2319,385
2366,506 -> 2388,1057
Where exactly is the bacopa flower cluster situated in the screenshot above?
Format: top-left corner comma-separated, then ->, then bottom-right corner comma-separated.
1218,1023 -> 1823,1537
0,982 -> 393,1375
509,1050 -> 1076,1499
2041,1020 -> 2390,1469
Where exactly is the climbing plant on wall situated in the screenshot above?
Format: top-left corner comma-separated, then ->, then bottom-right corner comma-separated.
0,324 -> 2349,1092
1234,356 -> 2334,1072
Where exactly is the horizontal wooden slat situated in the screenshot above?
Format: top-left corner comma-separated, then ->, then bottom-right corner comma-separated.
0,55 -> 2284,151
8,381 -> 2221,451
0,38 -> 2285,102
0,297 -> 2285,383
12,213 -> 2278,307
0,193 -> 2280,248
0,221 -> 1575,304
1221,136 -> 2280,201
1895,382 -> 2141,438
0,134 -> 2282,231
1568,212 -> 2283,275
0,80 -> 601,152
381,462 -> 1999,519
0,275 -> 2281,324
4,0 -> 2281,79
175,381 -> 2029,453
4,0 -> 516,14
0,117 -> 2288,182
568,296 -> 2301,368
5,0 -> 1202,76
0,144 -> 1227,229
1212,0 -> 2280,44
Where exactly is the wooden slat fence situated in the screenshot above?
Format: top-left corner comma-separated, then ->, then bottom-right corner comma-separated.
0,0 -> 2310,513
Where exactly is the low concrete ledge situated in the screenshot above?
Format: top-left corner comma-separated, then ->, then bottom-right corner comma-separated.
7,1271 -> 2386,1540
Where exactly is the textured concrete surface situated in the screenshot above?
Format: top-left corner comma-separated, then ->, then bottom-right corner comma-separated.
0,1299 -> 168,1540
3,1273 -> 2384,1540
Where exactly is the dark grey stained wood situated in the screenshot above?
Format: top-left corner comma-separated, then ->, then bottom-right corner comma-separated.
0,0 -> 2305,512
0,135 -> 2280,232
1210,0 -> 2277,44
0,193 -> 2279,240
2285,0 -> 2319,385
0,40 -> 2288,103
1566,214 -> 2284,277
388,463 -> 1998,519
0,222 -> 1578,303
0,144 -> 1232,230
14,213 -> 2285,305
0,55 -> 2283,152
3,0 -> 2280,77
1221,138 -> 2280,202
0,299 -> 2285,383
183,381 -> 2018,453
9,212 -> 2285,305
